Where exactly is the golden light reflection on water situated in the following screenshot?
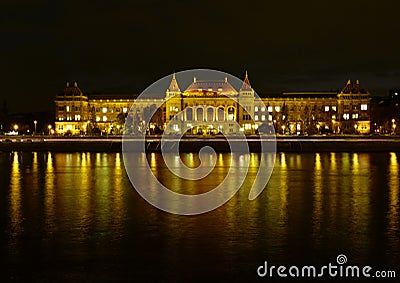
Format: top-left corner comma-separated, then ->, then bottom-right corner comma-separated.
9,152 -> 23,247
387,152 -> 399,242
44,152 -> 56,236
312,153 -> 323,244
78,152 -> 91,238
278,153 -> 288,234
3,151 -> 400,271
330,152 -> 337,171
350,153 -> 371,255
112,152 -> 125,237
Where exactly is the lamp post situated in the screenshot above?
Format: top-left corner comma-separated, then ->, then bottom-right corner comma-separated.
392,119 -> 396,134
48,125 -> 52,135
14,124 -> 18,134
34,120 -> 37,135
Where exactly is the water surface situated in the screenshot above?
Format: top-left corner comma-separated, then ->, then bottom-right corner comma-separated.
0,152 -> 398,282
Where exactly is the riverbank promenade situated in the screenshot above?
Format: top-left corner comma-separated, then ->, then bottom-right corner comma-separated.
1,135 -> 400,152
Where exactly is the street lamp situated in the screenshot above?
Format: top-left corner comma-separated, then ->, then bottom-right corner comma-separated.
354,124 -> 358,134
14,124 -> 18,133
393,119 -> 396,134
48,125 -> 52,135
34,120 -> 37,134
316,124 -> 320,134
281,125 -> 286,135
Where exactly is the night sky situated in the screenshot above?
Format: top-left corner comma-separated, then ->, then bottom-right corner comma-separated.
2,0 -> 400,113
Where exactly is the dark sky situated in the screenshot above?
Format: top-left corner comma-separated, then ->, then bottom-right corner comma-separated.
2,0 -> 400,113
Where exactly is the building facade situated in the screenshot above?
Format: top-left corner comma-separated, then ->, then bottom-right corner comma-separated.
55,74 -> 371,135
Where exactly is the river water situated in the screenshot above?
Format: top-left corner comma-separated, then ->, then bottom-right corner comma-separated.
0,151 -> 398,282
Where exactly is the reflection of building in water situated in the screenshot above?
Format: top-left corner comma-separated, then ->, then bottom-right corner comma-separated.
54,74 -> 371,135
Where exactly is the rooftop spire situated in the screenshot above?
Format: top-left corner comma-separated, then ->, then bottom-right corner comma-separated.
241,70 -> 252,91
168,73 -> 180,92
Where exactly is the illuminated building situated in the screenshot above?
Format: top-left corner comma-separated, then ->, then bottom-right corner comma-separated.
54,75 -> 371,135
337,80 -> 371,134
165,72 -> 257,135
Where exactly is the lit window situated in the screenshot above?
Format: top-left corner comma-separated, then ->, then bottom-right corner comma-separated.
268,115 -> 272,121
103,116 -> 107,122
66,106 -> 70,112
267,106 -> 271,112
102,107 -> 107,113
66,125 -> 72,131
123,107 -> 128,113
255,106 -> 259,112
332,115 -> 336,120
244,124 -> 251,130
255,115 -> 259,121
343,114 -> 350,120
325,106 -> 329,112
173,124 -> 179,131
332,106 -> 337,111
261,115 -> 266,121
96,116 -> 100,122
275,106 -> 280,112
361,104 -> 368,111
352,113 -> 358,119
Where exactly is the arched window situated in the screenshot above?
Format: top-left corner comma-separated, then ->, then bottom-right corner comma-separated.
217,107 -> 225,121
207,107 -> 214,121
196,108 -> 204,121
186,108 -> 193,121
228,107 -> 235,121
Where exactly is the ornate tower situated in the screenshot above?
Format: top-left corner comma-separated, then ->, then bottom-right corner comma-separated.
166,73 -> 181,99
165,73 -> 183,129
238,71 -> 256,134
239,71 -> 254,97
